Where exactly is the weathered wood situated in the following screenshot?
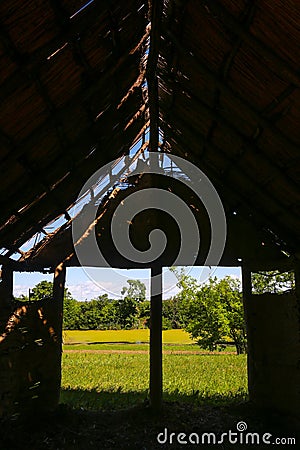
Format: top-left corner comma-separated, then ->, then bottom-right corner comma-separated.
146,0 -> 162,154
164,29 -> 300,164
162,113 -> 300,252
0,265 -> 13,309
243,262 -> 300,417
45,262 -> 66,409
241,263 -> 253,394
150,265 -> 163,413
201,0 -> 300,88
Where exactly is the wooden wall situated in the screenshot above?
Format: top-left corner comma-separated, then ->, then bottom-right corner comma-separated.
244,289 -> 300,417
0,297 -> 62,417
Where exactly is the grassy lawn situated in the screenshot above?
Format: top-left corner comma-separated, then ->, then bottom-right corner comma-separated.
61,329 -> 247,410
61,353 -> 247,409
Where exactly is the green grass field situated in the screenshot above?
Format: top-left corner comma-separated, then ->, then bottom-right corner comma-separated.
61,329 -> 247,410
63,328 -> 194,344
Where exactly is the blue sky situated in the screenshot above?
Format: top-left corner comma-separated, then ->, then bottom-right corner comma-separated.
14,265 -> 241,301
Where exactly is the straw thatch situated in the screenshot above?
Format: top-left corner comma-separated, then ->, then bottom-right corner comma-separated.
0,0 -> 299,264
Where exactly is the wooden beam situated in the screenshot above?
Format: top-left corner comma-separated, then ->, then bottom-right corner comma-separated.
164,29 -> 300,161
150,265 -> 163,413
162,121 -> 300,253
146,0 -> 162,154
0,0 -> 117,73
201,0 -> 300,89
163,106 -> 300,243
0,102 -> 144,250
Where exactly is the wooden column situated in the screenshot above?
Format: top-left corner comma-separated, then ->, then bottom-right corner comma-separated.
150,265 -> 163,413
241,264 -> 252,349
241,263 -> 254,400
0,266 -> 13,304
0,266 -> 13,331
52,263 -> 66,395
0,266 -> 14,417
52,263 -> 66,342
43,262 -> 66,410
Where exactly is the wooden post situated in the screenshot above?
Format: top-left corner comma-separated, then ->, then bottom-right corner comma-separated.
0,266 -> 13,305
0,266 -> 13,332
52,263 -> 66,342
46,262 -> 66,409
0,266 -> 14,417
241,263 -> 254,400
150,265 -> 163,413
241,263 -> 252,333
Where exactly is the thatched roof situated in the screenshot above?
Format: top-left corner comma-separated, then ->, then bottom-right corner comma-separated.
0,0 -> 299,270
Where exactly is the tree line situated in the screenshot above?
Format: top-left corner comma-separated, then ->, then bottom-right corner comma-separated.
15,269 -> 294,355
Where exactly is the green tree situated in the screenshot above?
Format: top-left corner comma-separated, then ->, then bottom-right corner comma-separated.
251,270 -> 295,294
138,301 -> 150,328
121,279 -> 146,302
27,280 -> 80,329
117,279 -> 147,329
30,280 -> 53,301
162,297 -> 184,329
63,296 -> 80,329
185,277 -> 246,354
172,269 -> 247,354
170,267 -> 200,328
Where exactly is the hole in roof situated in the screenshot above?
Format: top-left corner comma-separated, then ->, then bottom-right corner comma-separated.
137,4 -> 146,13
19,232 -> 48,253
47,43 -> 68,61
10,252 -> 21,261
122,12 -> 131,22
69,0 -> 95,20
19,136 -> 151,254
43,215 -> 68,234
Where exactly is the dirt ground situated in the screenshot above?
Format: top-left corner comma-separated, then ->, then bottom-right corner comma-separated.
0,401 -> 298,449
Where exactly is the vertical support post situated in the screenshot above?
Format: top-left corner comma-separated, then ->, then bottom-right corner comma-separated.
0,266 -> 13,331
241,264 -> 254,399
294,262 -> 300,402
52,263 -> 66,342
49,262 -> 66,408
150,265 -> 163,413
0,266 -> 13,305
0,266 -> 14,416
241,263 -> 252,331
295,262 -> 300,301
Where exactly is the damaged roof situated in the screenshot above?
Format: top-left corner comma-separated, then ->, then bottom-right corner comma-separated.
0,0 -> 300,270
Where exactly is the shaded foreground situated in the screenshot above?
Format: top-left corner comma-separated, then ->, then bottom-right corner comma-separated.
0,399 -> 298,449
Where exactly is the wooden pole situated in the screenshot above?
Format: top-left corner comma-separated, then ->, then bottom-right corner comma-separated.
52,263 -> 66,339
49,262 -> 66,408
0,265 -> 13,337
150,265 -> 163,413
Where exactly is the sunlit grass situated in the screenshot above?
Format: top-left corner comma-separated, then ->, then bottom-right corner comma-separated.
61,352 -> 247,409
63,329 -> 194,345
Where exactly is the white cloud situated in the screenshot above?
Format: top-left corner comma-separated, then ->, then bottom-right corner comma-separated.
13,284 -> 31,297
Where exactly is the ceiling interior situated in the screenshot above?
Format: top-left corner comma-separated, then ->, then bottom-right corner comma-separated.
0,0 -> 300,271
